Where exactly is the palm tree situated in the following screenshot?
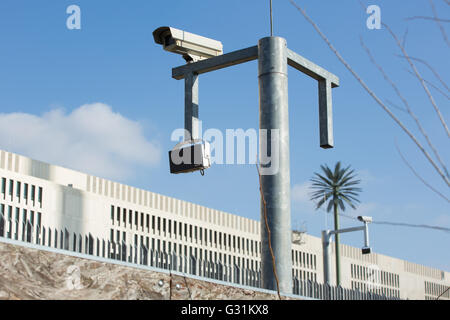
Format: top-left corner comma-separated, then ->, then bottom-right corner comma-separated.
310,162 -> 362,286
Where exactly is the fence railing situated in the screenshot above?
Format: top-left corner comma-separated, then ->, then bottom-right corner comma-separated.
293,277 -> 398,300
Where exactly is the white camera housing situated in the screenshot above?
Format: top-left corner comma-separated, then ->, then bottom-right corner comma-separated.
357,216 -> 373,223
153,26 -> 223,63
169,141 -> 211,174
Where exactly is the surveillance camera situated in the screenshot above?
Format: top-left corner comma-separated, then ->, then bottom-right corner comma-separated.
153,26 -> 223,63
362,247 -> 372,255
169,141 -> 211,174
357,216 -> 373,223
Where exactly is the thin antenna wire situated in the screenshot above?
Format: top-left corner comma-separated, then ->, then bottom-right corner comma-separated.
270,0 -> 273,36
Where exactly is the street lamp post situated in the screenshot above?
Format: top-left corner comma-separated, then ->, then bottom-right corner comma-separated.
322,216 -> 373,286
154,27 -> 339,294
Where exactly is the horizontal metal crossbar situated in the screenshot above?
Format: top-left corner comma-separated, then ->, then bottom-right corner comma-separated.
172,46 -> 339,88
328,226 -> 365,235
172,46 -> 259,80
287,49 -> 339,87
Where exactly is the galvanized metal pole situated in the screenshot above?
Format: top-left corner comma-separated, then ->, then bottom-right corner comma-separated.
318,79 -> 334,148
364,222 -> 370,248
258,36 -> 292,294
185,72 -> 199,141
334,205 -> 341,286
269,0 -> 273,36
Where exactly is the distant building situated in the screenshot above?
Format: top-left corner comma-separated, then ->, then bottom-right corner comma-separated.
0,149 -> 448,300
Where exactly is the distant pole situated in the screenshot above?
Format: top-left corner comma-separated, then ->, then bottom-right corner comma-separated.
334,205 -> 341,286
323,222 -> 372,287
258,36 -> 292,294
322,231 -> 332,285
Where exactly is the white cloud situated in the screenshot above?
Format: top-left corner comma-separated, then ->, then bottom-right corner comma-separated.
0,103 -> 161,180
357,169 -> 375,184
292,182 -> 312,204
291,181 -> 317,217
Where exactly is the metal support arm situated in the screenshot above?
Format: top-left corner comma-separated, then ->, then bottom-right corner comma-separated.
328,225 -> 365,235
173,44 -> 339,149
322,222 -> 371,285
172,46 -> 259,80
184,72 -> 199,141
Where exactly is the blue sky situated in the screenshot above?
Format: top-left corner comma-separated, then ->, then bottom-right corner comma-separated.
0,1 -> 448,271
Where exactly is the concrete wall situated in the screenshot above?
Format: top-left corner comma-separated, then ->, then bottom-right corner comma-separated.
0,238 -> 296,300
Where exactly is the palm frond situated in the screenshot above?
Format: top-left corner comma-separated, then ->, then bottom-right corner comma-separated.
334,162 -> 342,178
340,194 -> 358,209
315,197 -> 327,209
335,164 -> 348,182
340,172 -> 357,185
339,189 -> 362,195
320,165 -> 335,182
340,197 -> 356,209
341,180 -> 362,187
311,173 -> 333,187
310,191 -> 328,200
326,199 -> 334,212
338,198 -> 346,211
